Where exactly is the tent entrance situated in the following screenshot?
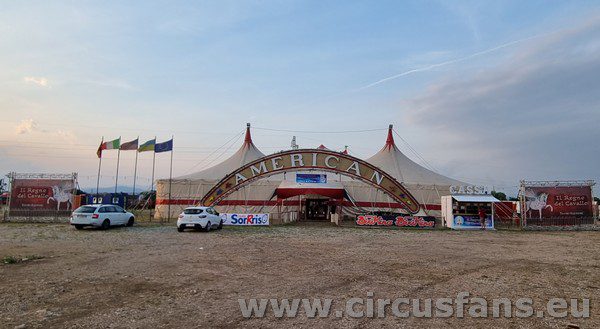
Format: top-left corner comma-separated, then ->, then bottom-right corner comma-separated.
305,199 -> 329,220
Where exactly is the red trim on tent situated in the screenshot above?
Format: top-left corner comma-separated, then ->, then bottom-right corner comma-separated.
244,123 -> 252,144
317,144 -> 328,150
384,124 -> 395,150
275,187 -> 345,199
156,198 -> 441,210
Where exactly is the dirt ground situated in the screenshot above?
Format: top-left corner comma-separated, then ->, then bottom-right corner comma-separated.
0,222 -> 598,329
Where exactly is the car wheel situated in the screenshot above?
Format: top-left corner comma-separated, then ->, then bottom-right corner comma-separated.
101,219 -> 110,230
126,217 -> 134,227
74,225 -> 84,230
177,225 -> 185,232
217,220 -> 223,230
204,222 -> 211,232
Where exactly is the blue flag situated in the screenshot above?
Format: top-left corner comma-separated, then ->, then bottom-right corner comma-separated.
155,139 -> 173,153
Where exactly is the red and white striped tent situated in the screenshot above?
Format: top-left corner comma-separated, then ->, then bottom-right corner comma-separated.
155,124 -> 464,219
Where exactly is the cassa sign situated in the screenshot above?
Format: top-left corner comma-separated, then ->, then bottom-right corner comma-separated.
221,213 -> 269,226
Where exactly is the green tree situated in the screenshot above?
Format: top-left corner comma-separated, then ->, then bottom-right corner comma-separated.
491,190 -> 507,201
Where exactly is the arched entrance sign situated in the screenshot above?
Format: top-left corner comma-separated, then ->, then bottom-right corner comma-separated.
201,149 -> 421,214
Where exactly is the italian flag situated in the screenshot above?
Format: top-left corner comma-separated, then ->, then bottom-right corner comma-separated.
97,138 -> 120,158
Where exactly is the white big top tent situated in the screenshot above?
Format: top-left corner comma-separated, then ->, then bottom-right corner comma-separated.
155,124 -> 465,220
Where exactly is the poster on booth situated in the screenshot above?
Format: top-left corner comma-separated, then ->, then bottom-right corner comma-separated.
452,215 -> 493,229
221,213 -> 270,226
356,214 -> 436,228
9,179 -> 74,211
523,186 -> 593,219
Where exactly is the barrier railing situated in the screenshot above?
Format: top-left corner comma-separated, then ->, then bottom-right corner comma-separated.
5,208 -> 72,222
525,217 -> 596,226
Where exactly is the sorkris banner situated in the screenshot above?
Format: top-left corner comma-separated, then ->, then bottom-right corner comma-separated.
356,214 -> 435,228
221,213 -> 269,226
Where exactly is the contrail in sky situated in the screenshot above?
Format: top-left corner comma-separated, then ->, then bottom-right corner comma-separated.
353,32 -> 550,91
289,31 -> 555,111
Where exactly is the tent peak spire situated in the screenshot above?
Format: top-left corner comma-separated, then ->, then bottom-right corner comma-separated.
385,124 -> 395,150
244,123 -> 253,144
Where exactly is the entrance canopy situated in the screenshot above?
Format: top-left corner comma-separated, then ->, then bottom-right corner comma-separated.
275,180 -> 345,199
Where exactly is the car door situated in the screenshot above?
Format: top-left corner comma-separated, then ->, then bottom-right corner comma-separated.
208,207 -> 219,227
114,205 -> 127,224
203,208 -> 212,226
98,206 -> 109,222
107,206 -> 122,224
103,206 -> 115,223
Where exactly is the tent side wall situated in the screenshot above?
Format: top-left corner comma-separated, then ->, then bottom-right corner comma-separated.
156,177 -> 452,220
155,179 -> 282,219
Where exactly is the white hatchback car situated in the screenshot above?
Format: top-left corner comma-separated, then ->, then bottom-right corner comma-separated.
70,204 -> 135,230
177,206 -> 223,232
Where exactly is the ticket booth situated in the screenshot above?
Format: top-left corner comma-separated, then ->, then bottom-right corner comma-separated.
441,194 -> 500,230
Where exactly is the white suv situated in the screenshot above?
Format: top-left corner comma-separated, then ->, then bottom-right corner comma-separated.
177,206 -> 223,232
70,204 -> 135,230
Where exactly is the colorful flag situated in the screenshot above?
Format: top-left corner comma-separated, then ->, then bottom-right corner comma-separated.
120,138 -> 138,151
96,137 -> 120,158
155,139 -> 173,153
138,139 -> 156,152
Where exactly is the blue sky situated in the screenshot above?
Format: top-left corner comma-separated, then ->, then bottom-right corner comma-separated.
1,1 -> 599,195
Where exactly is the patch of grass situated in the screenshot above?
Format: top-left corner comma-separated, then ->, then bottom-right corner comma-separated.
2,256 -> 18,264
2,254 -> 44,265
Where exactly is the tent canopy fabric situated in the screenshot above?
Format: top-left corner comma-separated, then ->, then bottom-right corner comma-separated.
176,124 -> 264,181
366,125 -> 464,186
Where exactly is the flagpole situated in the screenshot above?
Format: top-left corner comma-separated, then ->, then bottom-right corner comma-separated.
115,137 -> 121,194
151,136 -> 156,192
96,136 -> 104,196
168,135 -> 174,220
132,137 -> 139,196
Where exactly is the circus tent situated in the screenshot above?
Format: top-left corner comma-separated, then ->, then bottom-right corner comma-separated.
155,124 -> 465,220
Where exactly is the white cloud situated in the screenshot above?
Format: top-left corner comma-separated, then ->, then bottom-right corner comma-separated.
56,130 -> 77,144
15,119 -> 39,134
23,76 -> 49,87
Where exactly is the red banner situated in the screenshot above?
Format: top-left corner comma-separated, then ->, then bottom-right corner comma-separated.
524,186 -> 593,219
356,214 -> 436,228
9,179 -> 75,211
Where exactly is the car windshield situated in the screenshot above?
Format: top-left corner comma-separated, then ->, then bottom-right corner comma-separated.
184,208 -> 204,215
74,206 -> 97,213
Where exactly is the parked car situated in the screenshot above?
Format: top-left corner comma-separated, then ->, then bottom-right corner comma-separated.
70,204 -> 135,230
177,206 -> 223,232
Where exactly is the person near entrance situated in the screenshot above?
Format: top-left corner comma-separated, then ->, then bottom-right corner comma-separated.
478,207 -> 487,230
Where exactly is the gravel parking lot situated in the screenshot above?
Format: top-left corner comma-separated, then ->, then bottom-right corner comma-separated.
0,222 -> 598,328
